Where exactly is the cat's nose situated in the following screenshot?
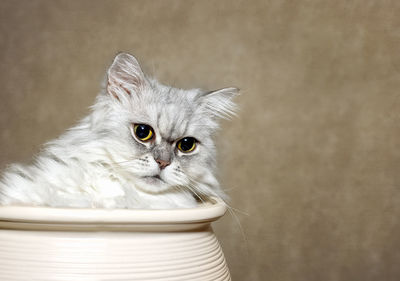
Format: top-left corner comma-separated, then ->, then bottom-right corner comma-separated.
156,159 -> 170,169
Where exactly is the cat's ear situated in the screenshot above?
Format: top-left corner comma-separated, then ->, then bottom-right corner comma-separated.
106,53 -> 146,99
199,87 -> 239,119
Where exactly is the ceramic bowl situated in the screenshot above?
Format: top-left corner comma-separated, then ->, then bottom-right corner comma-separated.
0,197 -> 230,281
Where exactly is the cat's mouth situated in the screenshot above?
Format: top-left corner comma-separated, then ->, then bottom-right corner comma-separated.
134,174 -> 172,194
143,174 -> 165,184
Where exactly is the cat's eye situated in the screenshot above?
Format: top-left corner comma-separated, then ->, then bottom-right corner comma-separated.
177,137 -> 197,153
134,124 -> 154,142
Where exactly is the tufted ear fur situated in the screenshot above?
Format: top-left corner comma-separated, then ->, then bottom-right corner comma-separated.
199,87 -> 239,119
107,53 -> 146,99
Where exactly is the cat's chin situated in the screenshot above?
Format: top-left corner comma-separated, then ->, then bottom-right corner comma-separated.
143,175 -> 165,185
134,176 -> 171,194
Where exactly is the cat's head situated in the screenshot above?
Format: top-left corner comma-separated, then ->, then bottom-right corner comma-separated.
92,53 -> 238,200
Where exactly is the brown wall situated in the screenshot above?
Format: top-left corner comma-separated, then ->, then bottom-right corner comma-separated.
1,1 -> 400,280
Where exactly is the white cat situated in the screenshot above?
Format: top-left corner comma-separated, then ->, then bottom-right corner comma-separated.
0,53 -> 238,209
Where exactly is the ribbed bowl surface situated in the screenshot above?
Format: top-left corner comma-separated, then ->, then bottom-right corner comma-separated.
0,198 -> 230,281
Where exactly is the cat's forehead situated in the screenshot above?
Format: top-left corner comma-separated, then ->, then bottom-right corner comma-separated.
134,86 -> 206,140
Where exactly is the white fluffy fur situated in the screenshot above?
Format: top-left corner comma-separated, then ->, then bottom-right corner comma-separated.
0,53 -> 238,209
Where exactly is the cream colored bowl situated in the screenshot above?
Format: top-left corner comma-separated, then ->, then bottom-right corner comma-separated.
0,197 -> 230,281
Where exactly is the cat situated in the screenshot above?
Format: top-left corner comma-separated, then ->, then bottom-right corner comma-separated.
0,53 -> 238,209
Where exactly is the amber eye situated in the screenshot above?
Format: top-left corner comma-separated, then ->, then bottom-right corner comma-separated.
177,137 -> 197,153
134,124 -> 154,142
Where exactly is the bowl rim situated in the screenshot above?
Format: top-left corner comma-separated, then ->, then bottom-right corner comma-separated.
0,197 -> 227,225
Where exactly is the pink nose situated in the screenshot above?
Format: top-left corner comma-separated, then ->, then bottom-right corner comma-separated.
156,159 -> 170,169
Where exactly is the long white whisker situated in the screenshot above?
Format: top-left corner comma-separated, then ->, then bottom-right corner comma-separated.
186,183 -> 207,204
183,184 -> 206,204
185,174 -> 249,252
169,173 -> 207,204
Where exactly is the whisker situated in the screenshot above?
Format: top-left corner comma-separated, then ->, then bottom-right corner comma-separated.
225,202 -> 249,255
176,184 -> 206,204
224,205 -> 249,216
185,175 -> 249,253
169,174 -> 206,204
186,183 -> 207,204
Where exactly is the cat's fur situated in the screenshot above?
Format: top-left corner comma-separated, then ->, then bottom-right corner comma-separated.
0,53 -> 238,209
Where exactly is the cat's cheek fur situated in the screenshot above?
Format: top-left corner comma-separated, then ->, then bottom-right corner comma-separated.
162,162 -> 190,186
127,153 -> 160,178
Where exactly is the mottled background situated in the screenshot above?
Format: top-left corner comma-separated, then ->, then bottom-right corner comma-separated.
1,1 -> 400,280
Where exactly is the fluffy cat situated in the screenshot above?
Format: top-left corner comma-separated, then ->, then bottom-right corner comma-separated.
0,53 -> 238,209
